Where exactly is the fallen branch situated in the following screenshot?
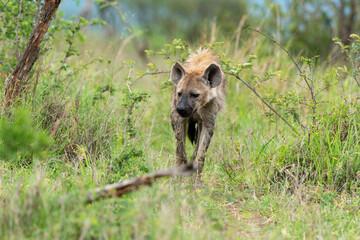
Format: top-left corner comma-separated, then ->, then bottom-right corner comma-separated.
85,163 -> 197,204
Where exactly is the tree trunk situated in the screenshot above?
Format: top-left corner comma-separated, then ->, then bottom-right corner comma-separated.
339,0 -> 358,45
4,0 -> 61,109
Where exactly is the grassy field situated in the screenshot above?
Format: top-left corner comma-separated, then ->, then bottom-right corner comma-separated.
1,30 -> 360,239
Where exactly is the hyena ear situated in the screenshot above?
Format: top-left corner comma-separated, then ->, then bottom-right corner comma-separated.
203,63 -> 222,88
171,62 -> 185,86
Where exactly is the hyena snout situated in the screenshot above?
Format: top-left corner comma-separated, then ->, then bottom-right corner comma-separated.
176,104 -> 193,118
176,97 -> 194,118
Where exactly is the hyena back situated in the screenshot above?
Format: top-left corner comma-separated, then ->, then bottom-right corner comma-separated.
170,49 -> 226,184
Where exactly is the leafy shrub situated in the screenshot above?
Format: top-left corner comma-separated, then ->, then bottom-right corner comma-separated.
0,0 -> 38,73
273,101 -> 360,191
0,108 -> 51,164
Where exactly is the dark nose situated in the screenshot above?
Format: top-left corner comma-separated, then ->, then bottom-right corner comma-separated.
176,106 -> 192,118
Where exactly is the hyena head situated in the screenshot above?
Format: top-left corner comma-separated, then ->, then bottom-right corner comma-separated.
171,62 -> 223,118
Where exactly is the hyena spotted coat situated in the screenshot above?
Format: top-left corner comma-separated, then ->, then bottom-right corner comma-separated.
170,49 -> 226,183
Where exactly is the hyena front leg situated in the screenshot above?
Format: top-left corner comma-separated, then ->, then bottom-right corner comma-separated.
194,120 -> 215,184
172,116 -> 188,165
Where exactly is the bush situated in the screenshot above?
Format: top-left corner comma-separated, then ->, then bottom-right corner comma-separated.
273,101 -> 360,191
0,108 -> 51,164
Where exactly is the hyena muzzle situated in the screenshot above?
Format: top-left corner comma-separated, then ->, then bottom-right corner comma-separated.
170,49 -> 226,184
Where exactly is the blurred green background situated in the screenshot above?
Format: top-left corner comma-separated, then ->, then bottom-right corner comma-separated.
61,0 -> 359,57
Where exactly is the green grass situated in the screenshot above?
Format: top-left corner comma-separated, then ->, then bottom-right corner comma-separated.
0,32 -> 360,239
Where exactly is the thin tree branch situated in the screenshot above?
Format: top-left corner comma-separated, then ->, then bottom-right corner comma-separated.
56,30 -> 76,83
246,27 -> 303,74
137,71 -> 169,79
246,27 -> 313,92
225,72 -> 298,134
281,79 -> 307,89
332,64 -> 346,97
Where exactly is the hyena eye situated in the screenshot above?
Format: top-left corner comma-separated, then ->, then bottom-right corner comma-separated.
177,92 -> 182,97
190,93 -> 200,98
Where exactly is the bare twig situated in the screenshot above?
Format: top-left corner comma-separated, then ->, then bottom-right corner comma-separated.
59,58 -> 101,83
85,163 -> 197,204
56,30 -> 76,83
225,72 -> 298,134
306,64 -> 317,130
314,86 -> 331,98
136,71 -> 169,79
247,27 -> 303,74
281,78 -> 307,90
246,27 -> 313,92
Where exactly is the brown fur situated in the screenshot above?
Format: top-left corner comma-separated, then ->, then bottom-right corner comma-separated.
170,49 -> 226,185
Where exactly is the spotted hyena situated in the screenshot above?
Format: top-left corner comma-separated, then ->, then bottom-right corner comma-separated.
170,49 -> 226,184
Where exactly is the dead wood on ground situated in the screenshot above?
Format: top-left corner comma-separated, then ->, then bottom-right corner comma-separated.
85,163 -> 197,204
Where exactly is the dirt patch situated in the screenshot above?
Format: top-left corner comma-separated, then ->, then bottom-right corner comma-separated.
220,201 -> 271,238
